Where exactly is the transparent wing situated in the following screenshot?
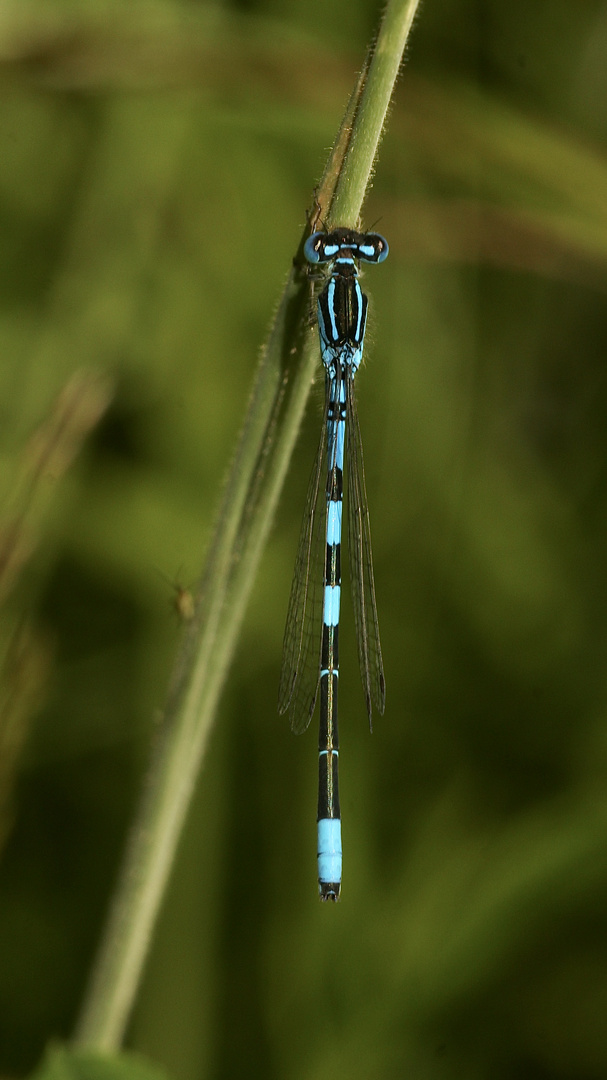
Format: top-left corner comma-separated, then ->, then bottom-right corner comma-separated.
278,391 -> 328,734
345,372 -> 386,727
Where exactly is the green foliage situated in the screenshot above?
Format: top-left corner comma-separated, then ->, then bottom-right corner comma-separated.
30,1045 -> 169,1080
1,1 -> 607,1079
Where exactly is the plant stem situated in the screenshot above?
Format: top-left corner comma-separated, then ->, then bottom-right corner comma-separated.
73,0 -> 420,1050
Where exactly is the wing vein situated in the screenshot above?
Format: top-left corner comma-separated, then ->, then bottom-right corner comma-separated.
346,372 -> 385,726
278,387 -> 329,734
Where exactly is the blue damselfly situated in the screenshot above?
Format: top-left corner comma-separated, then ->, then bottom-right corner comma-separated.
279,227 -> 388,900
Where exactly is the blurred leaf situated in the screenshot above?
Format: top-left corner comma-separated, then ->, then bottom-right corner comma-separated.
30,1044 -> 170,1080
0,370 -> 113,604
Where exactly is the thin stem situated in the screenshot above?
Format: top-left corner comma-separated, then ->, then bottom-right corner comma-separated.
73,0 -> 420,1051
331,0 -> 419,226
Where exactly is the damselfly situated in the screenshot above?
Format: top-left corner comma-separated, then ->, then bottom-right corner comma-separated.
279,227 -> 388,900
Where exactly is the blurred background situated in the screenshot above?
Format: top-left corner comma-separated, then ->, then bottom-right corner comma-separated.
1,1 -> 607,1077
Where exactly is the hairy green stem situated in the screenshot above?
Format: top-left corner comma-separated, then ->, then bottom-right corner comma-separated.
73,0 -> 420,1050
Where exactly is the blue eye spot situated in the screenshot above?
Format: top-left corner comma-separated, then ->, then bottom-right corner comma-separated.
304,232 -> 326,264
359,234 -> 389,263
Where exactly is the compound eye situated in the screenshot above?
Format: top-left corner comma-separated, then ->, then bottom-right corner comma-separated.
358,234 -> 389,263
304,232 -> 327,264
